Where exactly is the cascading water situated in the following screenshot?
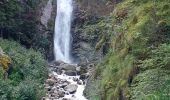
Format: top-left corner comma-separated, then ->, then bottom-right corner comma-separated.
54,0 -> 73,63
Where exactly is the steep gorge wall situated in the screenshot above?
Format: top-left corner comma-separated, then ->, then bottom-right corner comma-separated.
71,0 -> 117,63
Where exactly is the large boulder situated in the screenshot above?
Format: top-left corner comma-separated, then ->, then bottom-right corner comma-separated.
59,64 -> 77,71
64,70 -> 77,76
53,60 -> 65,66
64,84 -> 78,94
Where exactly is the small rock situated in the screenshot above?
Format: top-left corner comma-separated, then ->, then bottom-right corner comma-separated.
48,74 -> 54,79
58,91 -> 65,97
46,79 -> 56,86
72,95 -> 76,97
45,86 -> 51,91
77,80 -> 83,85
80,73 -> 89,80
65,91 -> 69,95
60,82 -> 69,88
76,66 -> 81,71
73,77 -> 78,82
62,98 -> 69,100
64,84 -> 78,94
51,93 -> 58,97
79,74 -> 86,80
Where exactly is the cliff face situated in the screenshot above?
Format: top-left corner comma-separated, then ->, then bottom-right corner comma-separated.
0,0 -> 56,60
70,0 -> 117,63
38,0 -> 56,60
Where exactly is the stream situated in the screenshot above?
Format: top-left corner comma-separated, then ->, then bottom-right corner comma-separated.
43,61 -> 88,100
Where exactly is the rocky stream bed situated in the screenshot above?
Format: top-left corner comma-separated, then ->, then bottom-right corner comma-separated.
42,61 -> 93,100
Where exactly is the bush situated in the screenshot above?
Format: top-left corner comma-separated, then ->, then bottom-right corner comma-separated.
0,38 -> 48,99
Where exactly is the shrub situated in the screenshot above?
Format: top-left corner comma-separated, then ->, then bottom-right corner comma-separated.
0,38 -> 48,99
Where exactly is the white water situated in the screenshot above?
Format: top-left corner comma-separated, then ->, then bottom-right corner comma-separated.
53,72 -> 87,100
54,0 -> 73,63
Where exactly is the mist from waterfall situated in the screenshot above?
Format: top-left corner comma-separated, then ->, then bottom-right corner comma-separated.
54,0 -> 73,63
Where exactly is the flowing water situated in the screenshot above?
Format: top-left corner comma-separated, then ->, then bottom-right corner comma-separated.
52,0 -> 88,100
54,0 -> 73,63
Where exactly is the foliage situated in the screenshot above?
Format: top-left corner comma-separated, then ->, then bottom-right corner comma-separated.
0,0 -> 50,55
0,54 -> 11,72
85,0 -> 170,100
0,38 -> 48,100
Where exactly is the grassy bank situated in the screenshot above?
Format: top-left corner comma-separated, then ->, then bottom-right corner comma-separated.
84,0 -> 170,99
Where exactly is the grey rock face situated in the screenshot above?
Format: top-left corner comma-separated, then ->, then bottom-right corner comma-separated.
41,0 -> 53,28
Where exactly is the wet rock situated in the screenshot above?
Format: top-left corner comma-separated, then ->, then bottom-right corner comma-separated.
59,82 -> 69,88
62,98 -> 70,100
76,66 -> 81,75
58,91 -> 65,97
80,73 -> 89,80
80,74 -> 86,80
51,93 -> 58,97
64,84 -> 78,94
65,91 -> 70,95
73,77 -> 79,82
48,74 -> 55,79
46,79 -> 56,86
64,70 -> 77,76
45,86 -> 52,91
77,80 -> 83,85
80,66 -> 88,74
60,64 -> 77,71
53,68 -> 62,75
54,60 -> 65,66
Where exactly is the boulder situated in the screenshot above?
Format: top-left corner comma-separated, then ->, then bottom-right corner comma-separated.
64,84 -> 78,94
58,91 -> 65,97
53,60 -> 65,66
80,73 -> 89,80
77,80 -> 83,85
59,64 -> 77,71
59,82 -> 69,88
76,66 -> 81,75
64,71 -> 77,76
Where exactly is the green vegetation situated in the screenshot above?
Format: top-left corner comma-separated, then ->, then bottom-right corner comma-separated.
0,0 -> 50,54
0,38 -> 48,100
84,0 -> 170,99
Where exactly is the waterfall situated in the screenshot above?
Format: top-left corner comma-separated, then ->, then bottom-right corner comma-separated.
54,0 -> 73,63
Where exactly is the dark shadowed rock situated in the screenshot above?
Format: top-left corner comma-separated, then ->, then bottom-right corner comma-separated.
53,60 -> 65,66
59,64 -> 77,71
64,70 -> 77,76
59,82 -> 69,88
80,73 -> 89,80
